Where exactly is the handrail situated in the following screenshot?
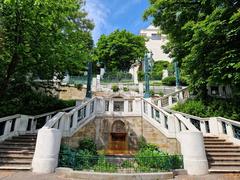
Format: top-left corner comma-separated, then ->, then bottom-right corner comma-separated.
43,112 -> 65,128
174,113 -> 199,132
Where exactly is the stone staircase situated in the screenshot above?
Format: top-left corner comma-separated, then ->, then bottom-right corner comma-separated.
0,134 -> 37,170
204,136 -> 240,173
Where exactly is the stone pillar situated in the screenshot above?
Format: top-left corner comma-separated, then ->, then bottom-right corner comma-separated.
139,83 -> 144,95
32,128 -> 62,173
96,75 -> 101,91
178,131 -> 208,175
168,96 -> 173,106
208,117 -> 220,135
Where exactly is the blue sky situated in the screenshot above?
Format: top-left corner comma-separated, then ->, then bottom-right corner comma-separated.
85,0 -> 150,43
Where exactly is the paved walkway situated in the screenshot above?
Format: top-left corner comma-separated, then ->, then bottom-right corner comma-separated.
0,171 -> 240,180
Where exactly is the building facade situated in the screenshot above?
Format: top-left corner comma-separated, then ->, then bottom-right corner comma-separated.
140,25 -> 171,62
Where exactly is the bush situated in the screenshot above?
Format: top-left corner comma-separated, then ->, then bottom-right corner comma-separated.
0,89 -> 75,117
111,84 -> 119,92
138,136 -> 159,152
123,87 -> 129,92
173,98 -> 240,120
162,76 -> 189,86
75,149 -> 96,170
75,83 -> 83,90
138,70 -> 144,81
162,76 -> 176,86
78,138 -> 97,155
93,154 -> 117,173
58,145 -> 75,167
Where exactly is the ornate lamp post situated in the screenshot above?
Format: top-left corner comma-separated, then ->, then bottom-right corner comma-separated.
85,61 -> 92,98
144,52 -> 153,98
174,61 -> 180,89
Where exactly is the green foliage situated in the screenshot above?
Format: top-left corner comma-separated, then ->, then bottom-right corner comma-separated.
121,160 -> 135,168
93,154 -> 117,173
162,77 -> 176,86
138,70 -> 144,81
173,98 -> 240,120
111,84 -> 120,92
75,84 -> 83,90
103,71 -> 132,81
150,61 -> 169,80
78,138 -> 97,155
162,76 -> 188,86
58,145 -> 75,167
75,149 -> 96,170
123,87 -> 129,92
0,88 -> 75,117
0,0 -> 93,100
138,136 -> 159,152
135,149 -> 182,171
95,29 -> 146,71
144,0 -> 240,97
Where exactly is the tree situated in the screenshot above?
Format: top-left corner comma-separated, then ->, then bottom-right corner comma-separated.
95,29 -> 146,72
144,0 -> 240,97
0,0 -> 94,97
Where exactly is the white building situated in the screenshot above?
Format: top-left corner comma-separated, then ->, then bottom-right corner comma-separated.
140,25 -> 171,62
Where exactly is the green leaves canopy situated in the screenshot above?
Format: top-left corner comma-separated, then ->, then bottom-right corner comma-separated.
95,29 -> 146,72
144,0 -> 240,96
0,0 -> 94,96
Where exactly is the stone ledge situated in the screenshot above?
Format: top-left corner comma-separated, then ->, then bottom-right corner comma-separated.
55,167 -> 174,180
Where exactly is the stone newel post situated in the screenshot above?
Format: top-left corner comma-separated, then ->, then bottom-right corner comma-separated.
32,128 -> 62,173
178,131 -> 209,175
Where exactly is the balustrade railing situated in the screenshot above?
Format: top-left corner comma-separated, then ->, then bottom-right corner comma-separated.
154,87 -> 189,107
0,106 -> 74,142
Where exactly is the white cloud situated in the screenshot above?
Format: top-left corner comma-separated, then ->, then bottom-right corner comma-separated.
113,0 -> 142,17
85,0 -> 111,43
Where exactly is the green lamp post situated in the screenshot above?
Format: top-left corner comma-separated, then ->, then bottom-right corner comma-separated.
144,52 -> 153,98
174,61 -> 180,89
86,61 -> 92,98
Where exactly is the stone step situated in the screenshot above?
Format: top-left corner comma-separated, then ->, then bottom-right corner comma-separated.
2,142 -> 36,146
0,165 -> 31,170
12,136 -> 37,140
204,142 -> 233,145
204,139 -> 226,143
208,157 -> 240,161
0,154 -> 33,159
0,159 -> 32,164
209,167 -> 240,173
6,139 -> 36,143
0,149 -> 34,154
210,162 -> 240,166
205,145 -> 240,149
0,145 -> 35,149
206,148 -> 240,152
204,136 -> 219,139
207,152 -> 240,156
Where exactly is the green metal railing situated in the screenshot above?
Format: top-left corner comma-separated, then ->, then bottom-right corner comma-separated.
58,153 -> 183,173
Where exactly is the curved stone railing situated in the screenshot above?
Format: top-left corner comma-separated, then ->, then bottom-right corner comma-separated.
153,87 -> 189,107
0,106 -> 74,142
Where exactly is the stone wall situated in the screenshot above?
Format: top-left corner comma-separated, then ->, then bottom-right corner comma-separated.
59,86 -> 86,100
62,116 -> 180,154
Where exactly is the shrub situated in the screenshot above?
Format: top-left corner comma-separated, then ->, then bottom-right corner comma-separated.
75,149 -> 96,170
111,84 -> 119,92
138,70 -> 144,81
162,76 -> 176,86
75,83 -> 83,90
150,90 -> 155,97
93,154 -> 117,173
78,138 -> 97,155
138,136 -> 159,152
58,145 -> 75,167
123,87 -> 129,92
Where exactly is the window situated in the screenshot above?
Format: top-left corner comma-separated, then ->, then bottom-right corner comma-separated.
151,33 -> 161,40
128,101 -> 133,112
105,100 -> 109,111
90,101 -> 94,113
113,101 -> 124,112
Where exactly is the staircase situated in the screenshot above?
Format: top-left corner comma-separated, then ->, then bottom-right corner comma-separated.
0,134 -> 37,170
204,136 -> 240,173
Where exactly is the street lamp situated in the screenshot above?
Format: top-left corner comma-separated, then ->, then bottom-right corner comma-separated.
85,61 -> 92,98
143,52 -> 153,98
174,61 -> 180,89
